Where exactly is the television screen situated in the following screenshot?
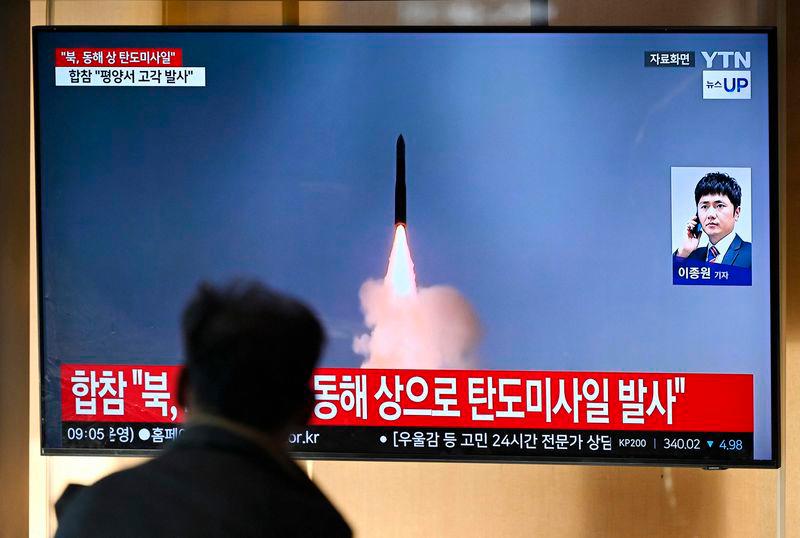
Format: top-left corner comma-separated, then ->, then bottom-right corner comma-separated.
35,27 -> 778,467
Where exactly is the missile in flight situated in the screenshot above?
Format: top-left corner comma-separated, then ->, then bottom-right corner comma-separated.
395,134 -> 406,226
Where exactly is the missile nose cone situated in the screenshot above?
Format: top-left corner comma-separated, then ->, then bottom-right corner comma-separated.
395,134 -> 406,226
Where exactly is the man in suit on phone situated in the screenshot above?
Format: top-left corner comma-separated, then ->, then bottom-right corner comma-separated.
674,172 -> 752,268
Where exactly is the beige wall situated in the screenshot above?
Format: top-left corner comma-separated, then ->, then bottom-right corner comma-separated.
312,461 -> 777,537
163,1 -> 282,25
781,0 -> 799,535
16,1 -> 797,537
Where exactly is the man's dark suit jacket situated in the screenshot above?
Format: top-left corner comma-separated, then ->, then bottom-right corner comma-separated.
680,233 -> 752,268
55,425 -> 351,538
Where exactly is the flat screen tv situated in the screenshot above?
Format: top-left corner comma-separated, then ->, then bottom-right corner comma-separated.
34,27 -> 779,468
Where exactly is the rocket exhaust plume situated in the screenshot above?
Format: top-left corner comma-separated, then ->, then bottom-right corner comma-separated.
385,223 -> 416,297
353,135 -> 481,369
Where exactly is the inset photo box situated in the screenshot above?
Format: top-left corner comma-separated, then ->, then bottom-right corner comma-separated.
671,166 -> 752,286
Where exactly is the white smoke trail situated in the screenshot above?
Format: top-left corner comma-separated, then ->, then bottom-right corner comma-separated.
353,278 -> 481,369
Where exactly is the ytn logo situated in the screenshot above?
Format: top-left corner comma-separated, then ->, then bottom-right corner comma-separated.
703,71 -> 751,100
701,51 -> 751,69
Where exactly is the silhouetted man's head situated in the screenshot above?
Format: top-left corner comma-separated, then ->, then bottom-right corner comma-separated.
179,281 -> 325,433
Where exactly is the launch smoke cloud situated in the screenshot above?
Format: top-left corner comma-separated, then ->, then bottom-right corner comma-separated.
353,279 -> 481,369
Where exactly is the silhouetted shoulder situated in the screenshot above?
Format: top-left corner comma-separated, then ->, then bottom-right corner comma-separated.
56,426 -> 351,538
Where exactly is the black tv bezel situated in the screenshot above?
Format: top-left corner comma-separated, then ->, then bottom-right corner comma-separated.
33,25 -> 780,469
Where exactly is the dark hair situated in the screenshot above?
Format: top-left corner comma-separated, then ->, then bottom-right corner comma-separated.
694,172 -> 742,209
181,280 -> 325,432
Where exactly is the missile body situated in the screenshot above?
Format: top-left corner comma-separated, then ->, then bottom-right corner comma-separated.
395,134 -> 406,226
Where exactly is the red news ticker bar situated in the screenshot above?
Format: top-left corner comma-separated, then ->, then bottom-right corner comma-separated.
308,368 -> 754,432
61,364 -> 753,432
55,48 -> 183,67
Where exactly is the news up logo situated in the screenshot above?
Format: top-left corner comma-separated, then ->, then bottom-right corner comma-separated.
701,51 -> 751,100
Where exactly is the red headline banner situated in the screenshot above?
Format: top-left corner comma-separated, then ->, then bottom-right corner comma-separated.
62,364 -> 184,423
310,369 -> 753,432
61,365 -> 753,432
55,48 -> 183,67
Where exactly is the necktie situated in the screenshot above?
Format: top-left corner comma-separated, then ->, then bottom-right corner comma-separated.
708,245 -> 720,263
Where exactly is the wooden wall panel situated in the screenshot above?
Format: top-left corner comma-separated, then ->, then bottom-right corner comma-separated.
0,0 -> 30,537
297,0 -> 775,27
49,1 -> 163,25
163,1 -> 282,25
549,0 -> 776,26
28,5 -> 47,537
299,1 -> 531,26
313,462 -> 776,537
782,0 -> 799,535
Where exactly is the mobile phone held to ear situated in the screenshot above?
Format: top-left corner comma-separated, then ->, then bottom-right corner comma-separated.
691,212 -> 702,238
